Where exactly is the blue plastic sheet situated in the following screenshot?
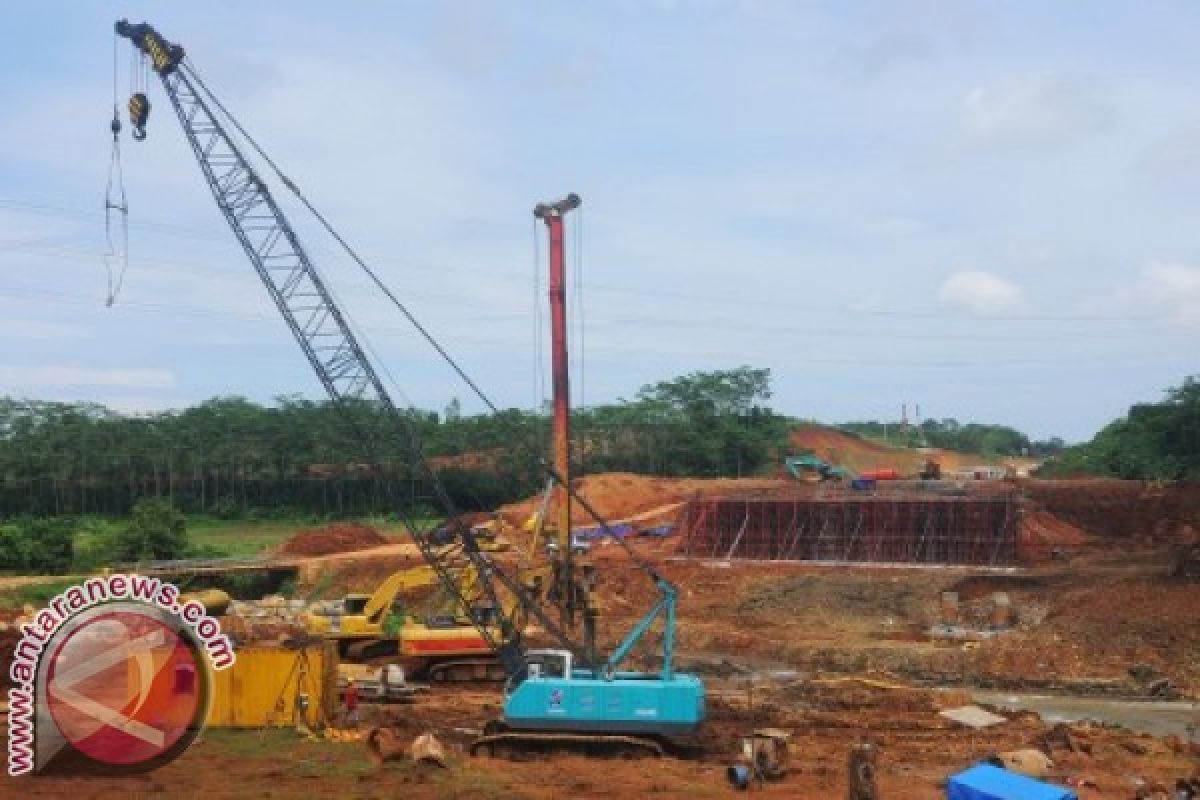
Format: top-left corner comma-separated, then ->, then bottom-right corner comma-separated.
572,523 -> 634,542
946,765 -> 1077,800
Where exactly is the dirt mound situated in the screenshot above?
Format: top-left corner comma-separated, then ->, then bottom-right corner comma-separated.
789,424 -> 1005,476
1018,510 -> 1090,560
1022,479 -> 1200,544
498,472 -> 788,528
279,522 -> 390,557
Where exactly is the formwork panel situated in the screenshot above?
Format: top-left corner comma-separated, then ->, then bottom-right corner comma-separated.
675,492 -> 1017,566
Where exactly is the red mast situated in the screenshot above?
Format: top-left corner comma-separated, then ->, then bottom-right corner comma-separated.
534,193 -> 582,631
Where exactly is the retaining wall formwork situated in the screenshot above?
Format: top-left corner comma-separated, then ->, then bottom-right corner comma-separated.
675,491 -> 1018,566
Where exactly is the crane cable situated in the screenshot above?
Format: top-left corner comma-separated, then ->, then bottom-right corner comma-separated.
103,32 -> 129,307
181,61 -> 665,584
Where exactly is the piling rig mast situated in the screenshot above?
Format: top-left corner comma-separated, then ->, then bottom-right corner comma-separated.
115,19 -> 703,750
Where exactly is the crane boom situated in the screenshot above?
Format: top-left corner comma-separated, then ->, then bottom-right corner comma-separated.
113,19 -> 593,675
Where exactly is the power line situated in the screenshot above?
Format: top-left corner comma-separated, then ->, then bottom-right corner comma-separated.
0,276 -> 1191,346
0,194 -> 1163,325
0,282 -> 1192,370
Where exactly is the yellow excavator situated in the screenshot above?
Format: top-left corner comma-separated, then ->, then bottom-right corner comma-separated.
303,562 -> 510,681
303,547 -> 551,682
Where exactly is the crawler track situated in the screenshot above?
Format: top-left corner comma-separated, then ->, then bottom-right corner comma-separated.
470,731 -> 665,759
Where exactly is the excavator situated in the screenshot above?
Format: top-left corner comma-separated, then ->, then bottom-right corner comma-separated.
115,19 -> 705,756
302,563 -> 507,681
304,544 -> 552,681
784,454 -> 851,482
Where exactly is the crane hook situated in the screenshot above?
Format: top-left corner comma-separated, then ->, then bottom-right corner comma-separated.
128,92 -> 150,141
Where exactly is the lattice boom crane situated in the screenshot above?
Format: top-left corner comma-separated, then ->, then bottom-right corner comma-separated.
115,19 -> 704,754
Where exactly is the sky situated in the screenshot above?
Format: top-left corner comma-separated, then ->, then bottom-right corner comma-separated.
1,2 -> 1199,442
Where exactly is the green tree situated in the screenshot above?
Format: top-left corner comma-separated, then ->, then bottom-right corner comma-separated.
633,367 -> 787,477
0,517 -> 75,574
109,498 -> 189,562
1040,375 -> 1200,479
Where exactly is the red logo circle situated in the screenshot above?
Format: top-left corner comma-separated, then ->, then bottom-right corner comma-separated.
45,608 -> 204,768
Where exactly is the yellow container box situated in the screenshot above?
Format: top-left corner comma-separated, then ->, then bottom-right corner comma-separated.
206,643 -> 337,728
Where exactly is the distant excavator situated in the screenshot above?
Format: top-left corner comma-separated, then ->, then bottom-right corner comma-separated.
784,454 -> 852,482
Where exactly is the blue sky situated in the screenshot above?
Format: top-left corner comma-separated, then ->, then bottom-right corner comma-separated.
1,2 -> 1199,441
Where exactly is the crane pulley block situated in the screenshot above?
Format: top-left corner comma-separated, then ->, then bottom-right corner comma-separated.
128,92 -> 150,141
114,19 -> 184,75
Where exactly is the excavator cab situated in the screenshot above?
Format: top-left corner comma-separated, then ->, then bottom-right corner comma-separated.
342,594 -> 371,615
514,649 -> 572,686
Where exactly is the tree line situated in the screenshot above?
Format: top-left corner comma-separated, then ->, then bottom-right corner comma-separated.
1039,376 -> 1200,480
837,418 -> 1065,458
0,367 -> 790,518
0,363 -> 1081,524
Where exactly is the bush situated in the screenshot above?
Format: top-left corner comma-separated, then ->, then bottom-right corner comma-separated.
24,518 -> 75,573
0,523 -> 32,571
0,517 -> 76,574
107,498 -> 190,562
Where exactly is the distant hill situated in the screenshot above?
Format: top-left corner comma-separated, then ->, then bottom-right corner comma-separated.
788,424 -> 1037,477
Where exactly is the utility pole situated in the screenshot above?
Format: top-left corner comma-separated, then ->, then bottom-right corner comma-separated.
533,193 -> 586,641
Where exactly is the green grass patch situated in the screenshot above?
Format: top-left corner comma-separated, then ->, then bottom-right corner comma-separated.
186,518 -> 307,558
184,515 -> 437,558
0,577 -> 80,610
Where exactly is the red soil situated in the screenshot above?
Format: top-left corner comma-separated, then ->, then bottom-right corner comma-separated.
788,424 -> 1018,476
1022,479 -> 1200,546
1018,510 -> 1091,560
279,522 -> 391,557
497,472 -> 788,529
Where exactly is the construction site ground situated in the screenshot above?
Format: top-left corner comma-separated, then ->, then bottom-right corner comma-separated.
2,473 -> 1198,797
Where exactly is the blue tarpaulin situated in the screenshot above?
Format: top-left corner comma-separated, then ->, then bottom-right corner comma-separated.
947,765 -> 1076,800
572,523 -> 634,542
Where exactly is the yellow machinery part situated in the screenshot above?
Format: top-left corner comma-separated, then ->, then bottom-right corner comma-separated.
207,643 -> 337,728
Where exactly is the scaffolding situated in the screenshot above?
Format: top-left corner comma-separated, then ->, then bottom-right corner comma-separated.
675,490 -> 1018,566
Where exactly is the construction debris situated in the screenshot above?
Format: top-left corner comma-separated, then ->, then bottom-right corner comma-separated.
739,728 -> 790,780
409,732 -> 448,767
365,727 -> 406,765
939,706 -> 1009,730
847,743 -> 880,800
220,595 -> 309,642
986,749 -> 1054,779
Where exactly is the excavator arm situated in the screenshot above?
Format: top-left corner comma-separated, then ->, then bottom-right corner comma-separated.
361,565 -> 439,624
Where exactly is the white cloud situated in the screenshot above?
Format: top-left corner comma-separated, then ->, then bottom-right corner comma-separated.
0,366 -> 175,389
1137,262 -> 1200,328
937,270 -> 1023,316
961,73 -> 1114,152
